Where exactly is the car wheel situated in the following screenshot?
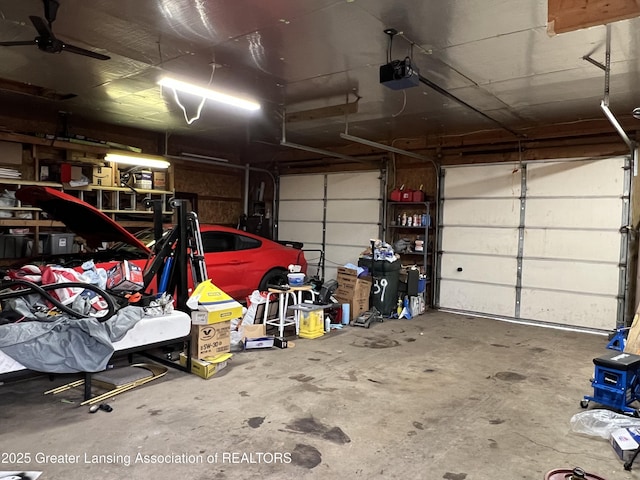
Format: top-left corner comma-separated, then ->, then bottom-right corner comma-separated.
259,268 -> 288,291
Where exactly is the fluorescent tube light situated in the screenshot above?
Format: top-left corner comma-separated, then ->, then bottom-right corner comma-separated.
105,152 -> 170,169
159,77 -> 260,111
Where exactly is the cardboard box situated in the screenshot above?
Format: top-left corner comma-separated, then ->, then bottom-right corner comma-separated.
335,266 -> 359,295
179,352 -> 232,379
610,427 -> 640,462
92,166 -> 113,187
105,260 -> 144,292
242,323 -> 275,349
153,171 -> 167,190
243,323 -> 266,339
334,268 -> 372,320
188,280 -> 244,325
191,321 -> 231,359
0,140 -> 22,165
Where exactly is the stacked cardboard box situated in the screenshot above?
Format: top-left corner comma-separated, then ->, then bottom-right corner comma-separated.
187,280 -> 242,378
334,266 -> 372,321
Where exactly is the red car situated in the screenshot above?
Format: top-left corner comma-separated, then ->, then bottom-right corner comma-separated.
14,186 -> 307,300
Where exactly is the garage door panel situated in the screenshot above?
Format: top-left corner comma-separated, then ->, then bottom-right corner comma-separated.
327,171 -> 381,198
441,254 -> 517,285
439,280 -> 515,317
326,223 -> 379,246
327,199 -> 380,223
443,198 -> 521,226
440,156 -> 625,331
324,245 -> 369,272
525,198 -> 621,229
520,289 -> 616,330
279,200 -> 324,222
278,221 -> 323,245
525,198 -> 622,230
522,259 -> 619,295
442,226 -> 519,256
279,170 -> 382,282
527,158 -> 625,197
279,175 -> 325,199
524,229 -> 621,262
444,163 -> 520,198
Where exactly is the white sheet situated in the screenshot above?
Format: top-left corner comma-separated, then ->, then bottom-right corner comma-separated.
0,310 -> 191,375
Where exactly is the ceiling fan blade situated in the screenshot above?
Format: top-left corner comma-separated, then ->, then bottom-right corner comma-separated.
0,40 -> 37,47
29,15 -> 53,38
62,42 -> 111,61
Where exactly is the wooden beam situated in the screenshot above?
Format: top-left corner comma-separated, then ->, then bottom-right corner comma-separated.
548,0 -> 640,35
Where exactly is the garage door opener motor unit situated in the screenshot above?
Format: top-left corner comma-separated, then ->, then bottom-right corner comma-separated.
379,57 -> 419,90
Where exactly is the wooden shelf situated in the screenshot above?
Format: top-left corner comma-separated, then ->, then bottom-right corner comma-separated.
64,185 -> 173,195
0,134 -> 175,254
0,207 -> 40,211
102,209 -> 172,215
0,179 -> 62,187
0,219 -> 64,227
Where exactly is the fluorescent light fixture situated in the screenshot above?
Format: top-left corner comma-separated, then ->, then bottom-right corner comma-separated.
159,77 -> 260,111
105,152 -> 170,169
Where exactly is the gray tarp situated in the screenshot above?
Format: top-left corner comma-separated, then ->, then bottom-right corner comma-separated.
0,306 -> 145,373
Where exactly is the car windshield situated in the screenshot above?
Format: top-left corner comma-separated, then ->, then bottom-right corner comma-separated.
110,228 -> 162,253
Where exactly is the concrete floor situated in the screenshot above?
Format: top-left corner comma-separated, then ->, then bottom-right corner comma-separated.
0,310 -> 633,480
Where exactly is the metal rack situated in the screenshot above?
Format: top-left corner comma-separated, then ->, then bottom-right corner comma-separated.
385,201 -> 432,303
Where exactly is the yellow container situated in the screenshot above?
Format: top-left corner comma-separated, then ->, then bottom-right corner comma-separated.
299,309 -> 325,339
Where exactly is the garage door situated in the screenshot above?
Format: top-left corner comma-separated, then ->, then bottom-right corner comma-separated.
438,157 -> 629,331
278,171 -> 383,280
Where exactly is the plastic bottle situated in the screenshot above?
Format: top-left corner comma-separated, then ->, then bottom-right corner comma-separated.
401,212 -> 407,226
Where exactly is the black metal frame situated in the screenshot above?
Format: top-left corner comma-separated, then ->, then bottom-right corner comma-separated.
1,198 -> 206,398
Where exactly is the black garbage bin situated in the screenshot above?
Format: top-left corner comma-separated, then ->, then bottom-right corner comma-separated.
358,257 -> 401,316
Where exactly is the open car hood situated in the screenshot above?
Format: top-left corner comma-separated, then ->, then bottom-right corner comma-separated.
16,186 -> 150,251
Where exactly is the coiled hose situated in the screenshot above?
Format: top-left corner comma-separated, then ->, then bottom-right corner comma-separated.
0,279 -> 118,322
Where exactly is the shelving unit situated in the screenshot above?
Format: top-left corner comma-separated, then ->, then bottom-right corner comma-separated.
386,201 -> 433,304
0,133 -> 175,259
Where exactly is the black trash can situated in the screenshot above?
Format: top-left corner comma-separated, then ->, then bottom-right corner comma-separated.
358,258 -> 401,316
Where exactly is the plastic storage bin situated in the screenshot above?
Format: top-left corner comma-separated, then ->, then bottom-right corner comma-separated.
0,234 -> 27,258
41,232 -> 75,255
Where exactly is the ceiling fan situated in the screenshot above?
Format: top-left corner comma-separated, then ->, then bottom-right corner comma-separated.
0,0 -> 110,61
